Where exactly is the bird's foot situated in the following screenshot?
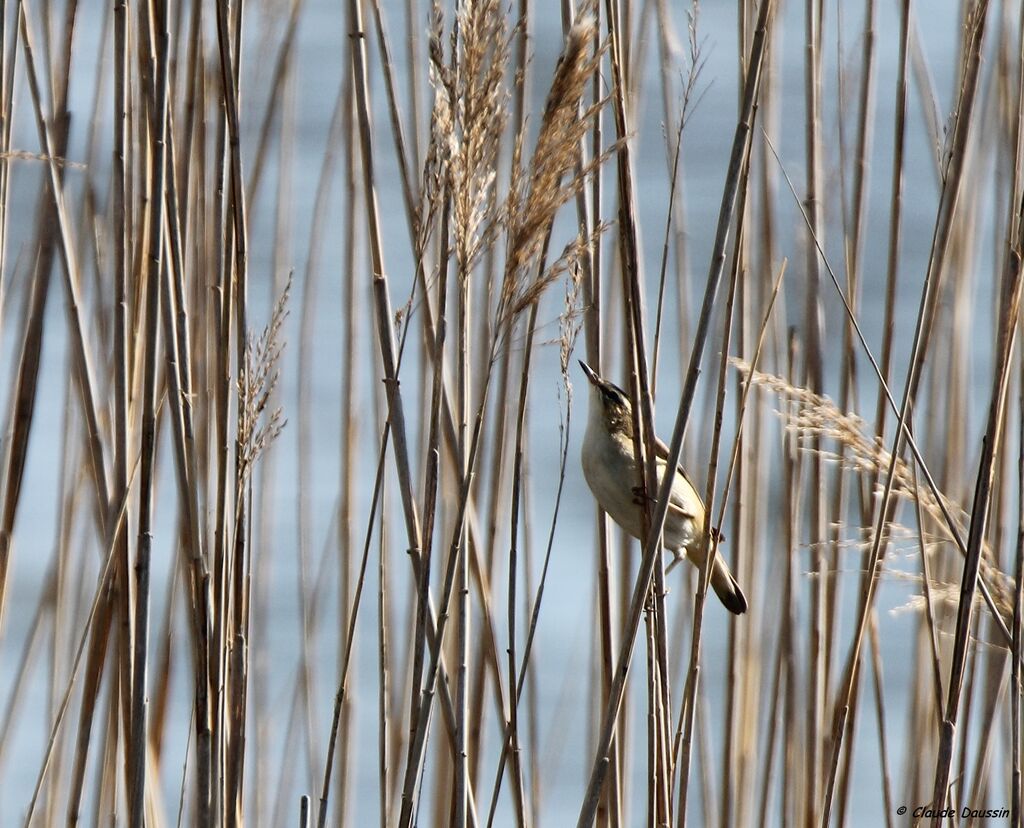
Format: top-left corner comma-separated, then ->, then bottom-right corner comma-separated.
631,485 -> 654,506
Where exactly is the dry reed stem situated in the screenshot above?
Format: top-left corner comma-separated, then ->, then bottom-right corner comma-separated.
0,6 -> 11,307
319,8 -> 520,822
395,12 -> 607,826
577,2 -> 776,826
4,2 -> 111,626
23,449 -> 141,825
1014,316 -> 1024,825
598,2 -> 678,819
127,0 -> 170,816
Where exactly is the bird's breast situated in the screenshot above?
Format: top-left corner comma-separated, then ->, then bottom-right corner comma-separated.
581,421 -> 643,534
581,421 -> 703,553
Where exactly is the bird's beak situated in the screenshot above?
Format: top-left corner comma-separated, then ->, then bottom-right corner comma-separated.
578,360 -> 600,386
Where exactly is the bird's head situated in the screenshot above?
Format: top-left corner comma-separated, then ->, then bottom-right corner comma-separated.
579,360 -> 634,439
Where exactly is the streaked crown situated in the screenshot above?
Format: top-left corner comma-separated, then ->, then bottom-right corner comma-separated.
579,360 -> 634,437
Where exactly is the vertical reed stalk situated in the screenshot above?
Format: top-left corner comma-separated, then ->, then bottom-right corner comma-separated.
577,3 -> 775,825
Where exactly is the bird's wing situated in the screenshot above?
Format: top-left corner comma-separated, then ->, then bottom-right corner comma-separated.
666,496 -> 726,542
654,438 -> 725,541
652,454 -> 701,521
666,499 -> 698,523
653,436 -> 704,502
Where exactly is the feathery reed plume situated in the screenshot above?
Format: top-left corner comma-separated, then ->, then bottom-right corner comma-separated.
732,359 -> 1017,624
428,5 -> 608,329
0,149 -> 86,169
559,261 -> 585,389
238,274 -> 290,483
500,13 -> 610,324
431,0 -> 512,276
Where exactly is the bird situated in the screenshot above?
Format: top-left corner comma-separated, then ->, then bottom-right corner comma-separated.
578,360 -> 747,615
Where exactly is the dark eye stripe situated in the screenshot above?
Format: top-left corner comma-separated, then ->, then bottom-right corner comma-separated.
601,383 -> 629,407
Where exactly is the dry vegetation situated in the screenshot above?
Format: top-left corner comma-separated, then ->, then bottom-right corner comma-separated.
0,0 -> 1022,826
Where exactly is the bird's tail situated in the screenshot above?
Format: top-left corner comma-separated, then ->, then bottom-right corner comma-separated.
710,557 -> 747,615
671,543 -> 748,615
